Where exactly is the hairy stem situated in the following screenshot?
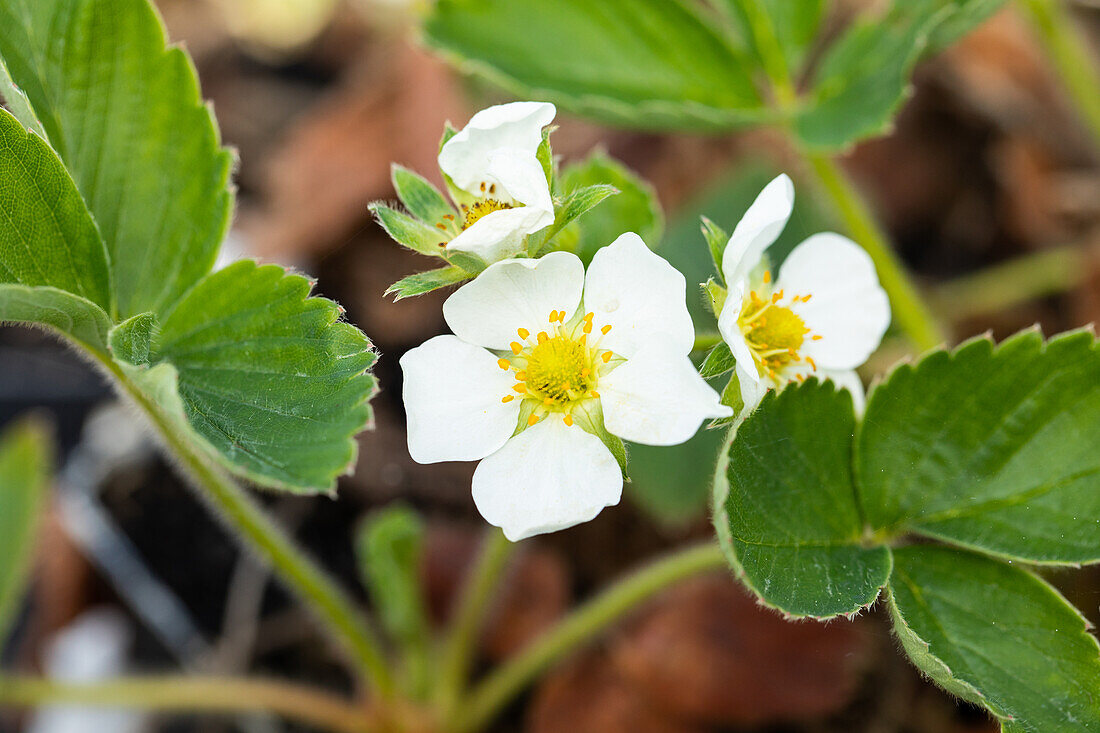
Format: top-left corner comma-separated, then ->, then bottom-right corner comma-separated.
98,356 -> 394,697
437,528 -> 514,715
1019,0 -> 1100,148
0,676 -> 371,733
802,152 -> 946,352
450,543 -> 725,733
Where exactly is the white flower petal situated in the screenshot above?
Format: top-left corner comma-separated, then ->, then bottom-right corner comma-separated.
400,335 -> 520,464
486,149 -> 554,214
446,205 -> 549,262
600,346 -> 731,446
721,174 -> 794,287
777,233 -> 891,370
471,418 -> 622,541
737,361 -> 772,413
817,368 -> 866,415
438,101 -> 556,192
443,251 -> 585,350
716,280 -> 761,386
582,233 -> 695,358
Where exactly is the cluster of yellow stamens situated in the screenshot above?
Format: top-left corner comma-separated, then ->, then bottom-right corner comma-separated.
435,182 -> 518,243
737,270 -> 821,380
498,309 -> 618,427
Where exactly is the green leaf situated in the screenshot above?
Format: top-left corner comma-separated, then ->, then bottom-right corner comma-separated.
0,109 -> 112,314
386,265 -> 471,300
108,312 -> 159,366
128,261 -> 377,494
0,285 -> 112,355
356,505 -> 430,656
700,216 -> 728,282
0,57 -> 46,140
888,546 -> 1100,730
423,0 -> 766,131
558,152 -> 664,264
925,0 -> 1009,54
717,0 -> 826,74
0,0 -> 235,318
713,381 -> 892,618
391,164 -> 456,227
0,416 -> 52,643
858,329 -> 1100,564
699,342 -> 735,379
371,203 -> 451,258
794,0 -> 948,150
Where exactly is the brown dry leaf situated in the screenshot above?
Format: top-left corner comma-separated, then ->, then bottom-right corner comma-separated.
612,575 -> 872,727
527,647 -> 704,733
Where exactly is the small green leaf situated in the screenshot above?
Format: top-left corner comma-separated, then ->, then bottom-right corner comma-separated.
137,261 -> 377,493
391,164 -> 456,227
109,312 -> 159,366
386,265 -> 472,300
371,203 -> 451,258
699,342 -> 735,379
0,57 -> 46,140
558,152 -> 664,263
0,285 -> 112,355
0,0 -> 235,318
356,505 -> 431,696
714,380 -> 892,618
0,416 -> 52,643
858,329 -> 1100,564
888,546 -> 1100,730
700,216 -> 728,282
794,0 -> 946,150
423,0 -> 765,131
0,109 -> 112,314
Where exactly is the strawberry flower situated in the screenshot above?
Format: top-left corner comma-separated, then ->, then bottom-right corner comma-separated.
401,234 -> 730,540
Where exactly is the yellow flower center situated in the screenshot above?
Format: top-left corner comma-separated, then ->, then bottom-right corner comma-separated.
497,309 -> 619,427
461,198 -> 514,229
737,271 -> 821,379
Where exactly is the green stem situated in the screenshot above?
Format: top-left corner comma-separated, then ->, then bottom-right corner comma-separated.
437,528 -> 514,715
0,675 -> 371,733
450,543 -> 725,733
1019,0 -> 1100,148
802,153 -> 946,352
97,356 -> 394,697
931,245 -> 1089,321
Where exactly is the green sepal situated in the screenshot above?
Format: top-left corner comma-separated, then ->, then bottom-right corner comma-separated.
391,164 -> 456,227
703,278 -> 727,317
386,266 -> 472,301
701,216 -> 728,282
699,341 -> 735,379
709,369 -> 744,427
530,184 -> 619,256
370,203 -> 451,258
536,125 -> 555,191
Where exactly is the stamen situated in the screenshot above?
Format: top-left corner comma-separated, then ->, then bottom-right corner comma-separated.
583,322 -> 592,334
510,342 -> 523,355
513,384 -> 526,393
502,395 -> 514,403
549,310 -> 558,323
489,183 -> 496,194
563,415 -> 574,426
436,223 -> 447,230
806,356 -> 817,371
543,397 -> 554,406
590,390 -> 600,398
480,182 -> 487,193
443,214 -> 455,221
517,328 -> 530,340
514,370 -> 527,380
601,352 -> 612,363
812,335 -> 823,341
497,358 -> 510,370
537,332 -> 549,344
601,324 -> 612,335
528,414 -> 540,426
763,270 -> 772,284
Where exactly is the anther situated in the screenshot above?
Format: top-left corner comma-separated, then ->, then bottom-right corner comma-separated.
549,310 -> 559,323
510,342 -> 523,355
583,322 -> 592,334
497,358 -> 510,370
528,414 -> 540,426
807,357 -> 817,371
443,214 -> 455,221
563,415 -> 574,426
543,397 -> 553,406
517,328 -> 530,340
480,182 -> 487,192
580,368 -> 590,377
590,390 -> 600,398
489,184 -> 496,194
515,370 -> 527,380
601,352 -> 612,363
436,223 -> 447,230
812,335 -> 823,341
513,384 -> 527,393
584,312 -> 594,321
537,332 -> 549,343
502,395 -> 514,403
601,324 -> 612,335
763,270 -> 772,284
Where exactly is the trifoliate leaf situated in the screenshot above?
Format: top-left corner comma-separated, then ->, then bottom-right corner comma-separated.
858,329 -> 1100,564
888,546 -> 1100,731
714,380 -> 891,618
0,285 -> 112,355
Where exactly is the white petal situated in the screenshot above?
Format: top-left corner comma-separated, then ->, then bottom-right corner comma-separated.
471,418 -> 622,541
716,280 -> 760,386
486,149 -> 554,214
721,174 -> 794,287
446,205 -> 550,263
777,233 -> 891,370
601,346 -> 731,445
438,101 -> 556,192
582,232 -> 695,358
400,335 -> 520,464
443,251 -> 585,350
822,368 -> 866,415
